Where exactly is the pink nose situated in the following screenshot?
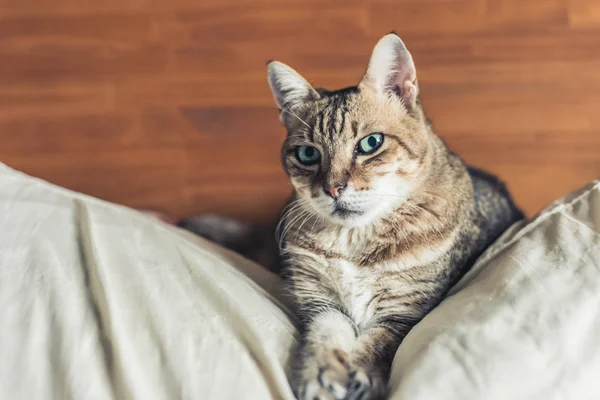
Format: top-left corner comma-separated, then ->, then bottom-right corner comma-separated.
323,184 -> 346,199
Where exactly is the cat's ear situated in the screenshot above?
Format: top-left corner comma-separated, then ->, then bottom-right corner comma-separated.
267,61 -> 319,114
360,33 -> 418,111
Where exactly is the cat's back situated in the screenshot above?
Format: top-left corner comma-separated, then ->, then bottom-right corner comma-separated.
441,165 -> 523,285
468,166 -> 524,251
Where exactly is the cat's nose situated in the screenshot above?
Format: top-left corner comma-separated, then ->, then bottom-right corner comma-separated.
323,183 -> 347,199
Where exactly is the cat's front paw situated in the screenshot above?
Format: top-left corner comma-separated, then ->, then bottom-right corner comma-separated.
297,349 -> 385,400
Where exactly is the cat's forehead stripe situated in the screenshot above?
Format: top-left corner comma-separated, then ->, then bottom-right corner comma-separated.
351,120 -> 359,138
312,89 -> 357,144
328,94 -> 346,140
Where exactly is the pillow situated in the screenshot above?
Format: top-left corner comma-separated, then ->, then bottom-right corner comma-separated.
389,181 -> 600,400
0,164 -> 297,400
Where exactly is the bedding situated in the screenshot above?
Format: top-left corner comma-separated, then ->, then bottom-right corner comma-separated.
0,163 -> 598,400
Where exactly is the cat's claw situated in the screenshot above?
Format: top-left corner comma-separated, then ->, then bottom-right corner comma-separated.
297,349 -> 384,400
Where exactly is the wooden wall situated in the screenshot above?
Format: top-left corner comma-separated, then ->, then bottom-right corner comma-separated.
1,0 -> 599,222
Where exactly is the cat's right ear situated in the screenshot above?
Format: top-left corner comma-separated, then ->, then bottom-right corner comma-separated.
267,61 -> 319,120
360,33 -> 418,112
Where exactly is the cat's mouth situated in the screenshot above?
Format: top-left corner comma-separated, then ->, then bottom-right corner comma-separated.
332,205 -> 363,218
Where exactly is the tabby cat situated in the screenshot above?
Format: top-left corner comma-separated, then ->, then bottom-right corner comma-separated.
181,33 -> 523,400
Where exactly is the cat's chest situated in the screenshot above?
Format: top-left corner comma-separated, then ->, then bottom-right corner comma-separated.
327,258 -> 378,326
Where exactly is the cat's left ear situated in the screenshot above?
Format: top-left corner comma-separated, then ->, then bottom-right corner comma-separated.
267,61 -> 320,115
359,33 -> 418,111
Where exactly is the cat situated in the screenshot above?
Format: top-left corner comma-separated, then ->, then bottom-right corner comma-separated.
180,33 -> 524,400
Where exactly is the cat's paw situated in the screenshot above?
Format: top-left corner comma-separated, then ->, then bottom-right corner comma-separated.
297,349 -> 385,400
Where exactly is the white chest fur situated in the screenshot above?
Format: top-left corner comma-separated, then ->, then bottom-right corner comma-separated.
327,259 -> 377,327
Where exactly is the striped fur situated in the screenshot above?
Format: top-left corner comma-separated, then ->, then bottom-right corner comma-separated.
270,34 -> 523,400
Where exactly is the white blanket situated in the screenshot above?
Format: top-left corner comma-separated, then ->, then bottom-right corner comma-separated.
0,163 -> 598,400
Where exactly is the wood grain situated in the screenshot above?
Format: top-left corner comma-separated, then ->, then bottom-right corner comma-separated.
0,0 -> 598,222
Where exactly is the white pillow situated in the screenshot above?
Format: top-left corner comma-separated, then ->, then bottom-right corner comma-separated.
0,164 -> 297,400
390,181 -> 600,400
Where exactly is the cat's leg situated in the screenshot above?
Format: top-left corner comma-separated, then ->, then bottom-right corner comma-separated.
178,215 -> 279,271
296,310 -> 406,400
296,309 -> 380,400
290,259 -> 392,399
294,284 -> 425,400
289,256 -> 429,399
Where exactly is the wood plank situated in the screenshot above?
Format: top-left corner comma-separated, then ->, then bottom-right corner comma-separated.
569,0 -> 600,28
0,110 -> 186,154
448,130 -> 600,213
1,148 -> 190,216
0,83 -> 113,118
0,12 -> 165,84
369,0 -> 567,36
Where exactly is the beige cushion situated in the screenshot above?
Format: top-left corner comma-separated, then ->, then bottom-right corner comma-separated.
0,164 -> 296,400
390,181 -> 600,400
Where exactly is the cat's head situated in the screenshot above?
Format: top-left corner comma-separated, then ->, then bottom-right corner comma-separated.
267,33 -> 432,227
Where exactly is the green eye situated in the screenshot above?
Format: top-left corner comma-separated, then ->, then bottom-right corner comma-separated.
357,133 -> 384,154
295,145 -> 321,165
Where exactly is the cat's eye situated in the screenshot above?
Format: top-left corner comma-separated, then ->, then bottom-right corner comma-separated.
295,145 -> 321,165
357,133 -> 384,155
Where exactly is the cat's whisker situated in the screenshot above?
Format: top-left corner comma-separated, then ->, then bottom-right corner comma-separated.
402,201 -> 445,233
400,202 -> 445,241
282,209 -> 311,246
278,204 -> 306,239
279,207 -> 312,249
309,211 -> 325,235
282,106 -> 311,129
422,191 -> 450,203
277,205 -> 310,247
368,190 -> 446,237
293,211 -> 316,240
415,210 -> 444,239
279,199 -> 304,218
276,200 -> 304,240
394,203 -> 423,240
